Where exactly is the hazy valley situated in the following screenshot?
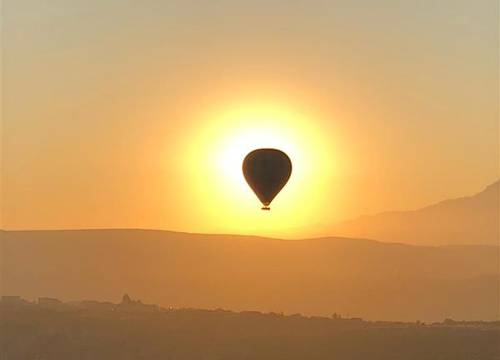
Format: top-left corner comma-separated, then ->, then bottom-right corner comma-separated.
2,228 -> 497,322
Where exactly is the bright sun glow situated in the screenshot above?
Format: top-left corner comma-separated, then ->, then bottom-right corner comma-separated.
186,101 -> 337,237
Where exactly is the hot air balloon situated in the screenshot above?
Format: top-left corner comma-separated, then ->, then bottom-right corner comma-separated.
242,148 -> 292,210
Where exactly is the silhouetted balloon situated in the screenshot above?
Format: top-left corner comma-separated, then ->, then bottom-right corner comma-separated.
242,148 -> 292,210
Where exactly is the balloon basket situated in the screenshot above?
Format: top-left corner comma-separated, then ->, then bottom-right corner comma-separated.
261,206 -> 271,211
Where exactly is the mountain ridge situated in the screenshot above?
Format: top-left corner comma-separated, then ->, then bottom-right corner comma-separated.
328,180 -> 499,245
3,228 -> 498,249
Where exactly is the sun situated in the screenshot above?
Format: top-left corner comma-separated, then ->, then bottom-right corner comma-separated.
185,100 -> 337,238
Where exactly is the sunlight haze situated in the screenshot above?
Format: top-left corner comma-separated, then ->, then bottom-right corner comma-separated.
2,0 -> 498,237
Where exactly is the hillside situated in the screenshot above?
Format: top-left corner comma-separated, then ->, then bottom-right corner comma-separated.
329,181 -> 499,245
1,229 -> 497,321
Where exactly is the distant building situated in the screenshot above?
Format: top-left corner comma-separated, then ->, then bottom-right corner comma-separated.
122,294 -> 132,304
79,300 -> 116,311
38,297 -> 63,308
118,294 -> 159,313
349,317 -> 363,323
1,295 -> 26,306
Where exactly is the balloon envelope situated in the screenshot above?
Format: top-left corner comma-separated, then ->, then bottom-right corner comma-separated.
242,148 -> 292,210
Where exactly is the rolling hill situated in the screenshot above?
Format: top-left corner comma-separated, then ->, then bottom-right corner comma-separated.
1,229 -> 497,321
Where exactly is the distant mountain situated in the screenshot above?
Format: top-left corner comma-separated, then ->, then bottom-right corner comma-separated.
329,181 -> 499,245
1,229 -> 498,321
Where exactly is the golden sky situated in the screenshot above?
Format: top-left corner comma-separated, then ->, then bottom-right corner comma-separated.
2,0 -> 499,237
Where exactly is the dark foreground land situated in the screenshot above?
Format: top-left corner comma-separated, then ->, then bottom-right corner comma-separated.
1,298 -> 499,360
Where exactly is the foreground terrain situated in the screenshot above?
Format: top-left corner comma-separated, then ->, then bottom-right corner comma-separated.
1,297 -> 499,360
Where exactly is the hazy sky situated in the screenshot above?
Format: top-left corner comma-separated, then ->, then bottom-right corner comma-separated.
2,0 -> 498,237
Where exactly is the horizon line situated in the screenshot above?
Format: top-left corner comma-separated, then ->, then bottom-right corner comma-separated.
1,227 -> 497,248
